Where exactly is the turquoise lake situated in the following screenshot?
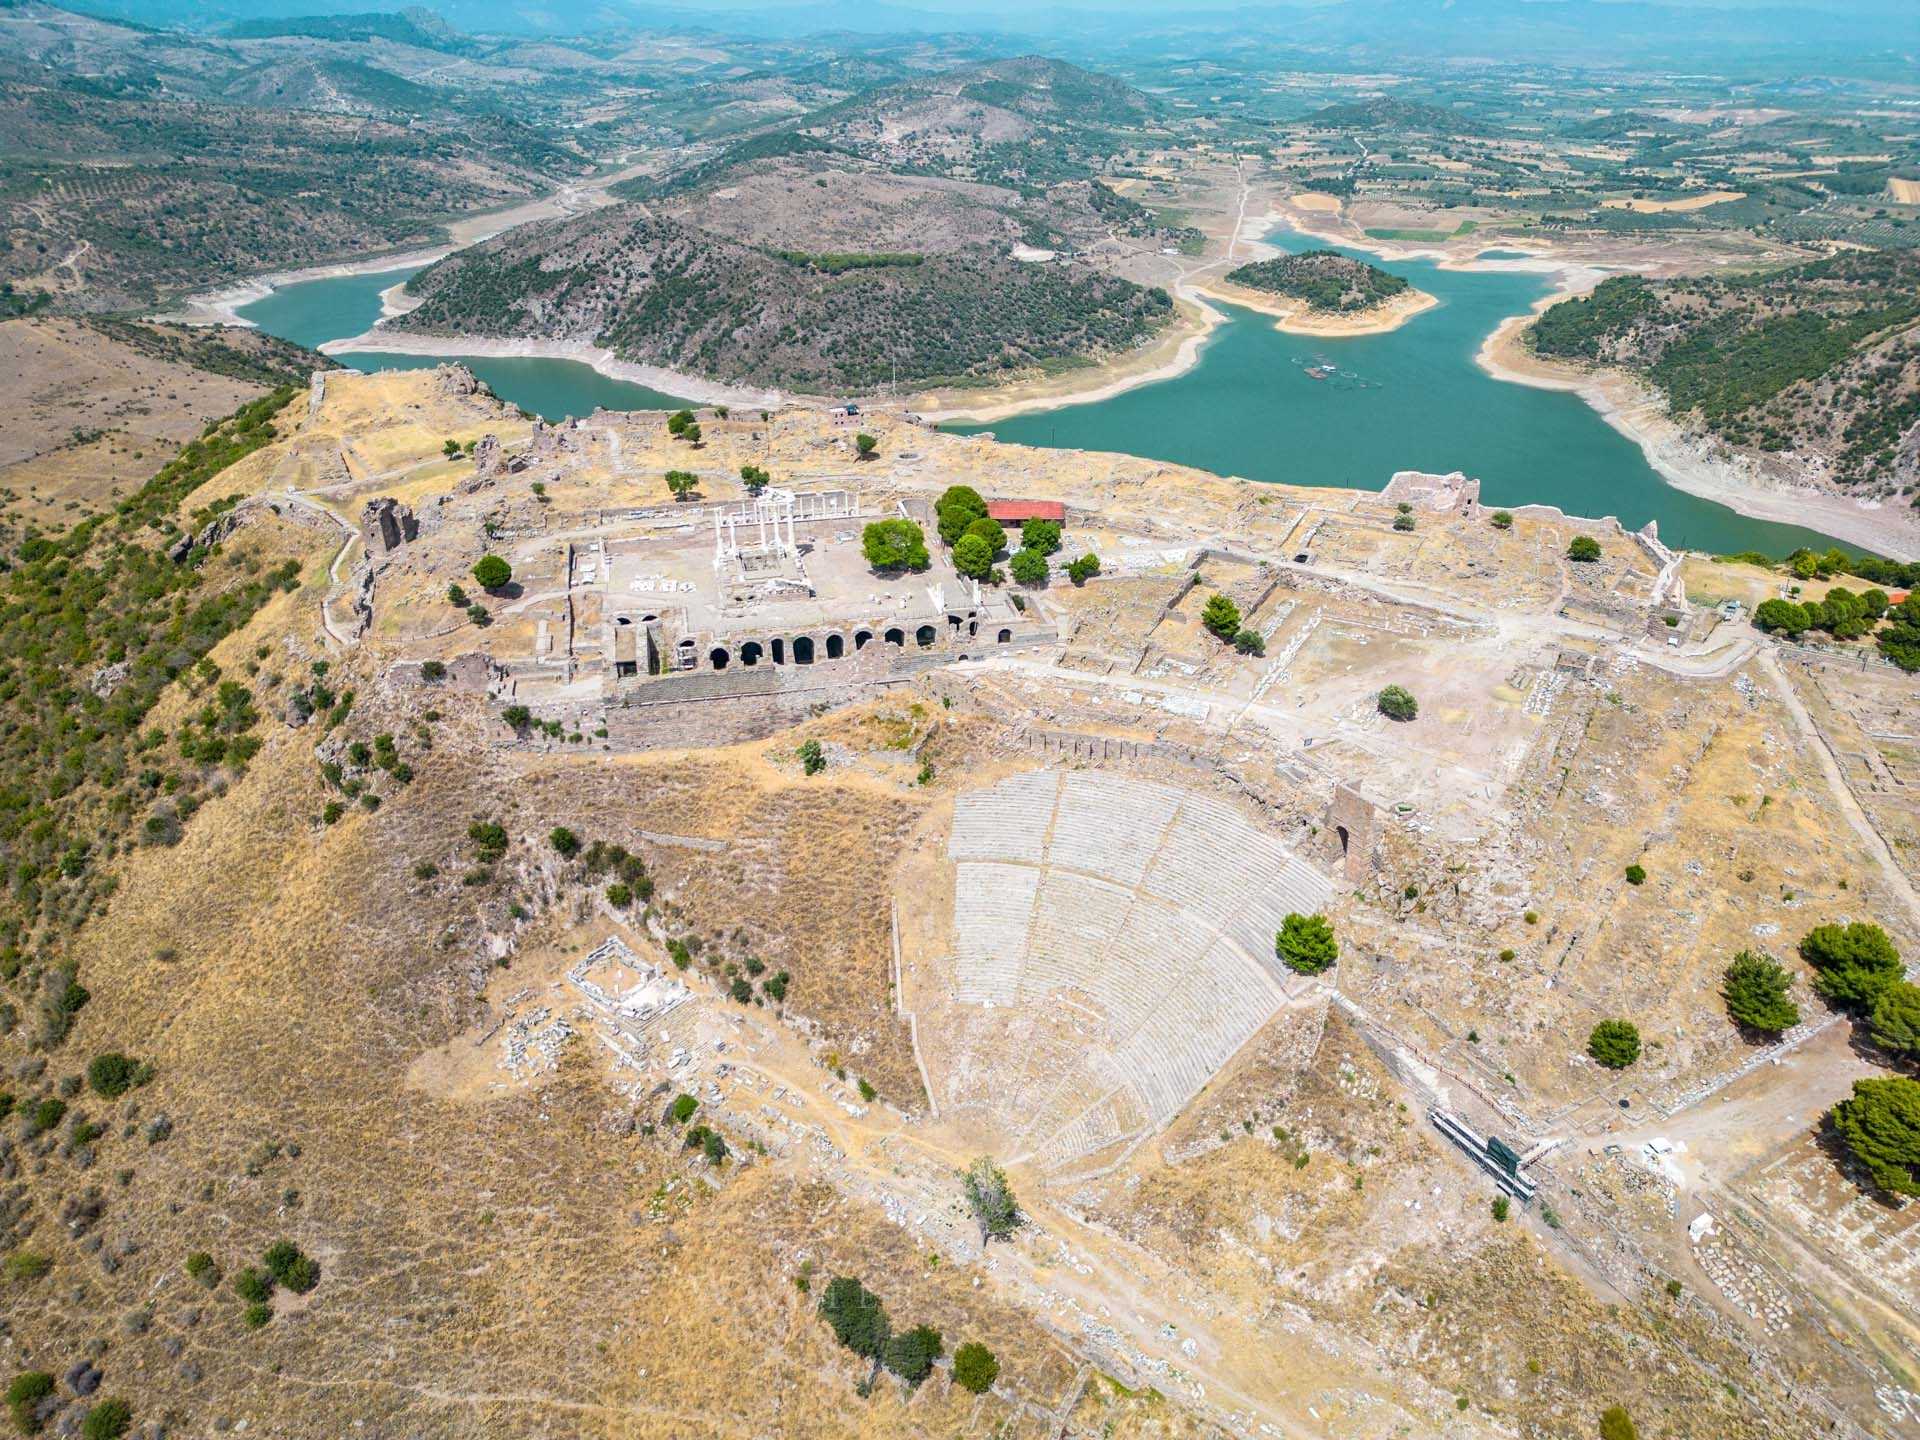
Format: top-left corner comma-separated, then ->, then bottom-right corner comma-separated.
239,239 -> 1846,556
237,266 -> 693,417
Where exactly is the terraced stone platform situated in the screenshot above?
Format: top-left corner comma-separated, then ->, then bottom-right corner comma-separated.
942,770 -> 1333,1176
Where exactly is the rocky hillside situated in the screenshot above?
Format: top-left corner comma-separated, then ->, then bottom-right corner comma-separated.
1225,250 -> 1411,313
1530,250 -> 1920,497
394,203 -> 1174,393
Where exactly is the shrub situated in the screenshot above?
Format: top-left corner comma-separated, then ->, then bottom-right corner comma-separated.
3,1252 -> 50,1282
1009,548 -> 1049,585
819,1276 -> 890,1359
669,1094 -> 697,1124
1200,593 -> 1241,640
1491,1196 -> 1510,1222
861,519 -> 929,573
5,1372 -> 54,1434
243,1302 -> 272,1329
1567,536 -> 1602,562
264,1240 -> 318,1294
882,1324 -> 943,1387
798,740 -> 826,775
952,1341 -> 999,1394
963,1157 -> 1022,1242
1870,981 -> 1920,1063
1392,513 -> 1415,532
1722,951 -> 1800,1035
606,882 -> 632,907
548,827 -> 580,858
1587,1020 -> 1641,1069
501,705 -> 531,732
1800,921 -> 1903,1011
420,660 -> 446,682
1377,685 -> 1418,721
1065,552 -> 1101,585
1233,629 -> 1266,656
186,1251 -> 219,1287
854,432 -> 877,459
471,555 -> 511,591
1490,511 -> 1514,530
857,1078 -> 877,1102
468,821 -> 508,862
232,1266 -> 272,1304
1623,864 -> 1646,886
763,970 -> 790,1002
79,1399 -> 131,1440
1276,913 -> 1338,975
1828,1076 -> 1920,1196
86,1052 -> 143,1098
1599,1407 -> 1638,1440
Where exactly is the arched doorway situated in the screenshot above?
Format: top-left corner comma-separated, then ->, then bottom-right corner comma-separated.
740,641 -> 763,667
709,647 -> 729,670
825,633 -> 845,660
997,629 -> 1011,644
884,628 -> 904,647
771,637 -> 786,664
1336,825 -> 1350,858
915,625 -> 936,647
855,630 -> 873,650
793,636 -> 815,665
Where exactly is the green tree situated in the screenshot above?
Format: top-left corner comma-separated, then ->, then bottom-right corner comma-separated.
471,555 -> 511,591
854,432 -> 877,460
1753,598 -> 1811,635
1722,951 -> 1800,1035
1869,980 -> 1920,1064
1567,535 -> 1602,562
952,1341 -> 1000,1394
963,1157 -> 1022,1243
1623,864 -> 1646,886
665,469 -> 698,501
862,519 -> 930,573
1490,511 -> 1514,530
882,1325 -> 943,1388
1021,518 -> 1063,555
1828,1076 -> 1920,1196
1598,1407 -> 1639,1440
666,409 -> 693,436
935,486 -> 988,545
1392,512 -> 1415,532
1277,913 -> 1338,974
1377,685 -> 1418,721
1009,548 -> 1049,586
1799,921 -> 1903,1011
739,463 -> 770,494
442,438 -> 461,458
1065,553 -> 1101,586
819,1276 -> 890,1359
1201,593 -> 1241,640
1587,1020 -> 1641,1069
952,534 -> 995,580
961,516 -> 1007,554
1234,629 -> 1266,656
684,422 -> 703,447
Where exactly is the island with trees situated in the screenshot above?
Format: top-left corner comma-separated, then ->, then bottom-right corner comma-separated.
1213,249 -> 1437,335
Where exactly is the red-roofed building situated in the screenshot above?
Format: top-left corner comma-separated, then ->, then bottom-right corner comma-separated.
986,499 -> 1066,523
